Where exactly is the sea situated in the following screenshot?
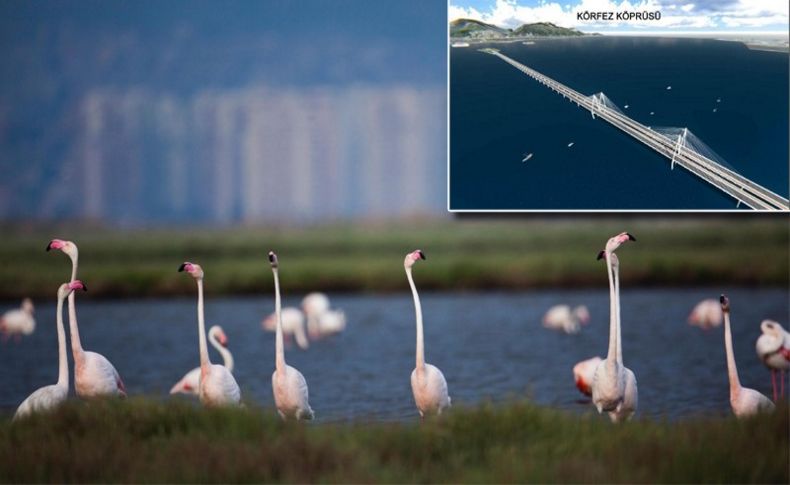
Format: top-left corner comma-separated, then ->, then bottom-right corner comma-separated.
450,36 -> 789,210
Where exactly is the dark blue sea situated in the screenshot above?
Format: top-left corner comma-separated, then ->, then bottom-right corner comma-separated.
450,37 -> 789,210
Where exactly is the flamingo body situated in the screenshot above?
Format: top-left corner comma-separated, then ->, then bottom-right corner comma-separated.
171,325 -> 234,395
543,304 -> 589,334
688,299 -> 722,329
14,384 -> 68,420
756,320 -> 790,371
272,366 -> 314,420
1,299 -> 35,340
262,307 -> 309,349
411,363 -> 451,416
316,309 -> 346,336
75,351 -> 126,398
573,356 -> 602,396
199,364 -> 241,407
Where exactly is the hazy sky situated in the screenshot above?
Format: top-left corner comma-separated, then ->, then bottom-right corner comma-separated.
450,0 -> 789,33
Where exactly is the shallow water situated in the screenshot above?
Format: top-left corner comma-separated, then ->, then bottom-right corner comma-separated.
1,288 -> 786,421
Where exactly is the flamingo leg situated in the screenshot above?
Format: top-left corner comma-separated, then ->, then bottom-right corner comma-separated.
771,370 -> 777,402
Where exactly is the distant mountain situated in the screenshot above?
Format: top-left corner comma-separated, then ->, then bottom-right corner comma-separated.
512,22 -> 584,37
450,18 -> 510,39
450,19 -> 585,38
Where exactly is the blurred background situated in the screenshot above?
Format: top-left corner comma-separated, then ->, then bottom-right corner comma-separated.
0,1 -> 787,421
0,0 -> 446,224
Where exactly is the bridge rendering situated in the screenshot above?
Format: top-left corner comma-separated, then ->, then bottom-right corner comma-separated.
479,48 -> 789,211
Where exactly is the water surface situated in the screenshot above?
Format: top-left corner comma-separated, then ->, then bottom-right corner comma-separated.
1,289 -> 786,421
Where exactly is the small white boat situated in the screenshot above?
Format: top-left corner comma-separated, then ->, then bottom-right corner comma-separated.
451,42 -> 470,48
666,85 -> 672,90
716,98 -> 721,103
624,104 -> 629,109
712,108 -> 717,112
567,142 -> 574,148
523,41 -> 535,45
649,111 -> 655,115
522,153 -> 533,162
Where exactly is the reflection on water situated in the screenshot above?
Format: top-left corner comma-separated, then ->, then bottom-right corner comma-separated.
1,288 -> 786,421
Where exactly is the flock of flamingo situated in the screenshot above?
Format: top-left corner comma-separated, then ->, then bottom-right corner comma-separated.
4,233 -> 788,422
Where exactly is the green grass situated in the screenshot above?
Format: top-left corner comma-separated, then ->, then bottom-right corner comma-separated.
1,399 -> 787,483
0,217 -> 786,299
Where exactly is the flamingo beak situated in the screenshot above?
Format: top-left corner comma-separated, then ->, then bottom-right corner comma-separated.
626,233 -> 636,241
596,250 -> 605,261
418,250 -> 426,260
178,263 -> 188,272
219,334 -> 228,347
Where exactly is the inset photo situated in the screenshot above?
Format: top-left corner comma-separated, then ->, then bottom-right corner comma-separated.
449,1 -> 789,211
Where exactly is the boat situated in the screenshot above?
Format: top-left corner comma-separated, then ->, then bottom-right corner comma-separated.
713,108 -> 717,112
649,111 -> 655,115
624,104 -> 629,109
523,41 -> 535,45
716,97 -> 721,103
666,85 -> 672,90
451,42 -> 470,48
567,142 -> 574,148
522,153 -> 533,162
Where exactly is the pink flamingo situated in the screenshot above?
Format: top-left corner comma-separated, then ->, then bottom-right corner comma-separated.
178,262 -> 241,406
0,298 -> 35,342
591,233 -> 638,423
14,281 -> 86,420
755,320 -> 790,401
720,295 -> 774,417
573,356 -> 602,397
47,239 -> 126,398
688,299 -> 722,329
268,252 -> 314,420
170,325 -> 234,395
262,307 -> 310,349
405,249 -> 451,417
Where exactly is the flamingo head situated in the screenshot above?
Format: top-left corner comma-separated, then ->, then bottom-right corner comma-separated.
602,232 -> 636,255
178,262 -> 204,279
58,280 -> 87,299
760,320 -> 783,337
404,249 -> 426,269
719,294 -> 730,313
597,251 -> 619,269
46,239 -> 78,262
21,298 -> 34,314
574,305 -> 591,324
210,325 -> 229,347
268,251 -> 279,269
302,292 -> 330,316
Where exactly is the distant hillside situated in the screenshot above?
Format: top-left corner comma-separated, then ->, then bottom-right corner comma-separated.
512,22 -> 584,37
450,19 -> 585,38
450,18 -> 510,38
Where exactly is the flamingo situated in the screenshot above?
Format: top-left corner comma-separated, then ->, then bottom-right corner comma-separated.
178,262 -> 240,407
262,307 -> 309,349
688,299 -> 722,329
720,295 -> 774,417
755,320 -> 790,401
170,325 -> 235,395
302,292 -> 346,339
405,249 -> 451,417
14,281 -> 87,420
573,356 -> 602,397
543,304 -> 590,334
268,252 -> 314,420
0,298 -> 35,342
47,239 -> 126,398
591,232 -> 638,423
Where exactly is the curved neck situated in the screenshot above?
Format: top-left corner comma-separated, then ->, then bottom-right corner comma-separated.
614,260 -> 622,365
406,267 -> 425,369
723,311 -> 741,398
605,255 -> 618,364
197,279 -> 210,369
273,268 -> 286,373
67,254 -> 82,355
56,294 -> 69,388
67,290 -> 83,355
210,332 -> 234,373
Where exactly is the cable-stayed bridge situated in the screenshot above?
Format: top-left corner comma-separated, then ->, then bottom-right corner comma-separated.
480,48 -> 789,211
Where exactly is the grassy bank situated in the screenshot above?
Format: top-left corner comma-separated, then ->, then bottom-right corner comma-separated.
0,217 -> 787,299
1,399 -> 787,483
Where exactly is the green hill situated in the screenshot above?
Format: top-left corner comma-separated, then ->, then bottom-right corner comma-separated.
451,18 -> 586,38
513,21 -> 584,37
